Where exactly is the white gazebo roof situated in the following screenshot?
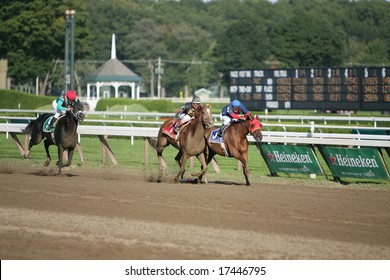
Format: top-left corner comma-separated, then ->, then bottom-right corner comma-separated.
86,34 -> 141,101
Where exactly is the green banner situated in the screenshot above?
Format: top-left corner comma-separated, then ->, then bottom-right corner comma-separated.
260,144 -> 323,175
322,147 -> 390,179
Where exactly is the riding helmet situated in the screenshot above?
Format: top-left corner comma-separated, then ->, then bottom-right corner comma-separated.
192,95 -> 201,104
67,90 -> 77,101
232,99 -> 241,107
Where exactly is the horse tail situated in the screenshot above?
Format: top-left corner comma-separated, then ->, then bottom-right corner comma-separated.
146,137 -> 158,151
22,120 -> 35,135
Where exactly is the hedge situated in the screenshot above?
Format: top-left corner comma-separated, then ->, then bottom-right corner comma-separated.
0,90 -> 53,109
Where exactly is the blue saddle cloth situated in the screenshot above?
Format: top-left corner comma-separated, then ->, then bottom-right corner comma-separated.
209,129 -> 224,143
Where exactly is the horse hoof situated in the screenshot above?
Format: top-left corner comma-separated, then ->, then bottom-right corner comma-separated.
23,154 -> 28,159
43,161 -> 50,167
157,179 -> 161,183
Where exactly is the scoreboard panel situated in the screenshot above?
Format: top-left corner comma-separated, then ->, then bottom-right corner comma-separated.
229,67 -> 390,111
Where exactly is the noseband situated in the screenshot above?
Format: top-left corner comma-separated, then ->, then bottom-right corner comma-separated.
69,104 -> 85,121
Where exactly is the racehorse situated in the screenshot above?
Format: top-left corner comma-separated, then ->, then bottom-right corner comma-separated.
22,99 -> 85,175
204,115 -> 262,186
148,104 -> 213,183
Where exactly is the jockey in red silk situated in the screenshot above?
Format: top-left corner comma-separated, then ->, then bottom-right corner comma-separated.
48,90 -> 77,129
218,99 -> 250,136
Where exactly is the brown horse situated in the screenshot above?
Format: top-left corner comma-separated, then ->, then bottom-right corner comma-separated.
204,115 -> 262,186
148,104 -> 213,183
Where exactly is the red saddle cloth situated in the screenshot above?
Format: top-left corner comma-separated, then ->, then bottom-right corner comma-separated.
162,126 -> 177,139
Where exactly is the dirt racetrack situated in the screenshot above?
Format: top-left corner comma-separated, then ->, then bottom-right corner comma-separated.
0,162 -> 390,260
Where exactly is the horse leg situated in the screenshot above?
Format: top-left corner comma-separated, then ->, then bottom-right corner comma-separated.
174,152 -> 188,183
196,153 -> 208,184
63,147 -> 75,167
23,142 -> 33,159
23,132 -> 43,159
174,150 -> 182,166
43,139 -> 52,167
174,150 -> 184,179
57,146 -> 64,175
156,147 -> 166,183
239,154 -> 250,186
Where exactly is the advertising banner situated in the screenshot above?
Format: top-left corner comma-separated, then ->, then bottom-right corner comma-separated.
260,144 -> 323,175
322,147 -> 390,179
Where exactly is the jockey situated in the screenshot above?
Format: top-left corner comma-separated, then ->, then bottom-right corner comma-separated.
164,95 -> 202,134
218,99 -> 250,136
48,90 -> 77,129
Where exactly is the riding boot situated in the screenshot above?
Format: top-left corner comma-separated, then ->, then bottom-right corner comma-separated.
218,124 -> 228,137
48,117 -> 56,130
173,120 -> 181,133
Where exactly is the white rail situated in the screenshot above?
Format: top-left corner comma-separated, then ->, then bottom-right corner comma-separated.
1,109 -> 390,125
1,123 -> 389,147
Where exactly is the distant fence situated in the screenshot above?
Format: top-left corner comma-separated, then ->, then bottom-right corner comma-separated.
1,109 -> 390,126
1,112 -> 389,169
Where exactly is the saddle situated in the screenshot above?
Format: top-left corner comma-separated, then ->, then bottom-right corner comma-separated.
209,129 -> 229,156
43,115 -> 66,144
162,121 -> 191,140
43,116 -> 56,133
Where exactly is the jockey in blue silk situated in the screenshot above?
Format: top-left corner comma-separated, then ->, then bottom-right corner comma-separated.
48,90 -> 77,129
218,99 -> 250,136
164,95 -> 202,134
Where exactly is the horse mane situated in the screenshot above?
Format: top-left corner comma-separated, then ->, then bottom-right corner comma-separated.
230,119 -> 250,135
187,105 -> 203,136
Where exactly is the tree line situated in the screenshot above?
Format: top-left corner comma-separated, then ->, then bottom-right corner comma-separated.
1,0 -> 390,97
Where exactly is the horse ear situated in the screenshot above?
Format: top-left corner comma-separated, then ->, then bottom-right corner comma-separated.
207,102 -> 211,108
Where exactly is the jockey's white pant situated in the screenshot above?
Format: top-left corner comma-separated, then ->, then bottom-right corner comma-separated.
178,113 -> 192,124
52,100 -> 65,119
220,114 -> 239,125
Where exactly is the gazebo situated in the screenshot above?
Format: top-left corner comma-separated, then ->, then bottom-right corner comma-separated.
86,34 -> 141,101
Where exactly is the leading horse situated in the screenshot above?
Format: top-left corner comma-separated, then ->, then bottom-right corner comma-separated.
22,100 -> 85,175
204,115 -> 262,186
148,104 -> 213,183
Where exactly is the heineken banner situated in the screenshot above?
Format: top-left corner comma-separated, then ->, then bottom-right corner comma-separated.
260,144 -> 323,175
322,147 -> 390,179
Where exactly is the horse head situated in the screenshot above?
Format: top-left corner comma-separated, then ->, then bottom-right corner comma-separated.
248,115 -> 262,143
200,104 -> 214,127
70,99 -> 85,122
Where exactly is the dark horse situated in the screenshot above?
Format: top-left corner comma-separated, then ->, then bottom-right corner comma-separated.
148,104 -> 213,183
22,100 -> 85,174
204,115 -> 263,186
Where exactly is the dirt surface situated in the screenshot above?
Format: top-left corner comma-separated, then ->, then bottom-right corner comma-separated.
0,163 -> 390,260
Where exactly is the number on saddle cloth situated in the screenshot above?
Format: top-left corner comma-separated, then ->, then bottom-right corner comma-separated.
209,129 -> 224,143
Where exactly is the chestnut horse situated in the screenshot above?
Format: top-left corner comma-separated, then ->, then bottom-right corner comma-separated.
204,115 -> 262,186
148,104 -> 213,183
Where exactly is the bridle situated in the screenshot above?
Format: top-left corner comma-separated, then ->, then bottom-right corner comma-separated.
69,102 -> 85,122
201,105 -> 214,128
248,117 -> 263,143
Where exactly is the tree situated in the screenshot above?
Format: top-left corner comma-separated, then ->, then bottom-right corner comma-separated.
271,12 -> 344,67
0,0 -> 91,93
356,39 -> 390,65
213,15 -> 270,84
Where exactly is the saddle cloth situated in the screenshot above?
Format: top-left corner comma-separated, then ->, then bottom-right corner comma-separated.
162,129 -> 177,139
209,129 -> 224,143
43,116 -> 55,133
